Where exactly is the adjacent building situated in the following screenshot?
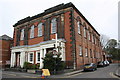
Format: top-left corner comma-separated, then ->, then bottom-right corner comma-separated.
0,35 -> 13,68
11,2 -> 103,69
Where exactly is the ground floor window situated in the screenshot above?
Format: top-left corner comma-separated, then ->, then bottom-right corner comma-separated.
28,52 -> 34,63
36,52 -> 40,63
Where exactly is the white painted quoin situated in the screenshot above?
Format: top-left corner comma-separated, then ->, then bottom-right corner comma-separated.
10,39 -> 66,68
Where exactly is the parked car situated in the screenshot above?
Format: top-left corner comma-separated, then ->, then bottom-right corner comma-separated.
83,63 -> 97,71
104,60 -> 110,66
97,61 -> 105,67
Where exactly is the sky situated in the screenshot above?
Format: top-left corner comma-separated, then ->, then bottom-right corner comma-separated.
0,0 -> 119,40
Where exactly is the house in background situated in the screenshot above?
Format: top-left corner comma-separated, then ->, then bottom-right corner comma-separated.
11,2 -> 103,69
0,35 -> 13,68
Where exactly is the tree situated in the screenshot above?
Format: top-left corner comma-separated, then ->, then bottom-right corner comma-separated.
105,39 -> 120,60
107,39 -> 117,48
100,34 -> 110,49
42,51 -> 65,71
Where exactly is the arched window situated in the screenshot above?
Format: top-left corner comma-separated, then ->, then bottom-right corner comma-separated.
51,18 -> 57,34
38,23 -> 43,37
83,23 -> 87,37
76,16 -> 81,34
77,21 -> 81,34
30,25 -> 34,38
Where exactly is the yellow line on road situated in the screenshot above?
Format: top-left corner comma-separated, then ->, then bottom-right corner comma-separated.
109,72 -> 120,79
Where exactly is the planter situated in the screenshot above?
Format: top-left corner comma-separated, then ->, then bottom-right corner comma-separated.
36,70 -> 42,74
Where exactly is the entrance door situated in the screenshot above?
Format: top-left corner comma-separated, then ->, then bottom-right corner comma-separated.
16,52 -> 20,67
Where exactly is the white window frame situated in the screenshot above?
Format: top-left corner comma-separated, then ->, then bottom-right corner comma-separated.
38,23 -> 43,37
28,52 -> 34,64
36,51 -> 40,63
77,21 -> 80,34
20,29 -> 24,40
30,25 -> 34,38
79,46 -> 82,56
85,48 -> 88,57
51,18 -> 57,34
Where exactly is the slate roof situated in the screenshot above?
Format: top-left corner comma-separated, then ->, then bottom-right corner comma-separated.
0,34 -> 13,40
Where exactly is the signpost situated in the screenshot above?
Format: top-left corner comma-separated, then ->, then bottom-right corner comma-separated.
42,69 -> 50,78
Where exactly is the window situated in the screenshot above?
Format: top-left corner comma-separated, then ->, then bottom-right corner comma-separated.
92,34 -> 94,43
30,25 -> 34,38
94,37 -> 96,44
51,18 -> 57,34
36,52 -> 40,63
38,23 -> 43,37
20,29 -> 24,40
79,46 -> 82,56
84,27 -> 86,37
28,53 -> 34,63
85,48 -> 88,57
88,31 -> 90,40
77,21 -> 80,34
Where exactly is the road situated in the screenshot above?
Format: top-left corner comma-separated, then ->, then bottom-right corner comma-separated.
51,63 -> 120,79
1,63 -> 120,80
65,63 -> 119,78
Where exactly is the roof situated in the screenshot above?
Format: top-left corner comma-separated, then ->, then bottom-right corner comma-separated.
13,2 -> 100,36
0,34 -> 13,40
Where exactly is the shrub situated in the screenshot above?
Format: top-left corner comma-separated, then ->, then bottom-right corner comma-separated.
23,62 -> 30,69
43,51 -> 65,71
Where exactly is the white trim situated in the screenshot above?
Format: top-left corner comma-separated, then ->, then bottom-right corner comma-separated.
28,52 -> 34,64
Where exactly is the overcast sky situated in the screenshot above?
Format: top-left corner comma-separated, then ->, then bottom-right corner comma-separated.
0,0 -> 119,40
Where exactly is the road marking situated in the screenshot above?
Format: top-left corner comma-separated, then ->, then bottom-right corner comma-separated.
61,73 -> 83,78
3,73 -> 16,76
109,72 -> 120,79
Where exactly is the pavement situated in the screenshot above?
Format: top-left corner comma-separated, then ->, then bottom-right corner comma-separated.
48,69 -> 83,78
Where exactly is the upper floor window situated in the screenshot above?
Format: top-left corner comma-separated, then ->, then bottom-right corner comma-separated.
92,34 -> 94,43
51,18 -> 57,34
88,31 -> 90,40
30,25 -> 34,38
79,46 -> 82,56
38,23 -> 43,37
84,27 -> 86,37
77,21 -> 81,34
85,48 -> 88,57
20,29 -> 24,40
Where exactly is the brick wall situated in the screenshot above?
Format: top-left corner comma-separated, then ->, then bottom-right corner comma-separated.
0,40 -> 12,68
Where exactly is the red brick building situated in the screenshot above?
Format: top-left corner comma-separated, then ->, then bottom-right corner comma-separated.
0,35 -> 13,68
11,2 -> 103,69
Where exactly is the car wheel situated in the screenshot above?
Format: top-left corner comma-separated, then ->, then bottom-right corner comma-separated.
92,69 -> 95,71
